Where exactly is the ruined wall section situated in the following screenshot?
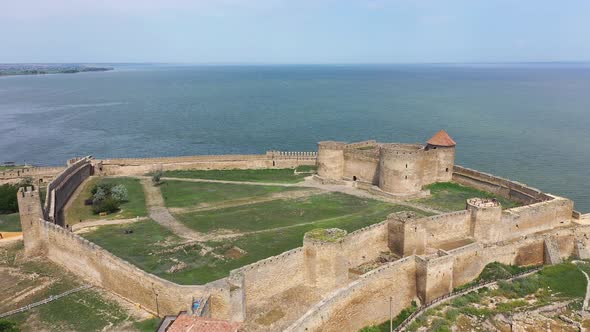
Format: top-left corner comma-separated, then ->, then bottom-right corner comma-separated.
453,166 -> 553,204
285,257 -> 417,332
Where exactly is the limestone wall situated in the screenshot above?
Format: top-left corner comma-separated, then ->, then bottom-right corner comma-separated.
231,248 -> 305,314
285,257 -> 417,332
420,211 -> 471,247
342,150 -> 379,184
341,221 -> 389,267
45,157 -> 93,224
453,165 -> 553,204
498,196 -> 573,240
35,218 -> 232,318
0,166 -> 65,180
97,152 -> 316,176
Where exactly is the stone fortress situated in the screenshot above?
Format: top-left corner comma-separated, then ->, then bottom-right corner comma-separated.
8,130 -> 590,332
316,129 -> 456,197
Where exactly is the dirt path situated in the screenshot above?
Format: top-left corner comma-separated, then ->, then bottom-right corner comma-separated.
140,178 -> 205,241
169,188 -> 323,214
72,217 -> 148,232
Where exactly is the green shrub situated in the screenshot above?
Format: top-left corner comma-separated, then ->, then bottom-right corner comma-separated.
92,197 -> 121,215
152,171 -> 163,185
0,184 -> 18,214
0,319 -> 19,332
445,308 -> 460,321
110,184 -> 128,202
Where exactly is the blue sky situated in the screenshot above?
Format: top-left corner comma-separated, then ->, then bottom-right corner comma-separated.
2,0 -> 590,63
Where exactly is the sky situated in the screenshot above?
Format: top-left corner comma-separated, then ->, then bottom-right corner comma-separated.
1,0 -> 590,64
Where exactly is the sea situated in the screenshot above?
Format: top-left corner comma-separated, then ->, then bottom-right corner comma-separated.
0,63 -> 589,211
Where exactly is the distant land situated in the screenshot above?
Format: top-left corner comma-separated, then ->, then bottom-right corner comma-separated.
0,64 -> 113,76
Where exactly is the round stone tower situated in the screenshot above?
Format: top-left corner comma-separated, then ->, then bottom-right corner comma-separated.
425,129 -> 456,182
317,141 -> 345,181
378,144 -> 424,195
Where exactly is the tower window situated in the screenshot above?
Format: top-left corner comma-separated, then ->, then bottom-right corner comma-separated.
406,164 -> 408,168
446,167 -> 449,172
405,175 -> 407,179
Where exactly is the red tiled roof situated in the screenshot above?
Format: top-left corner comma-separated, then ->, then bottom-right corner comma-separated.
427,130 -> 456,147
167,315 -> 241,332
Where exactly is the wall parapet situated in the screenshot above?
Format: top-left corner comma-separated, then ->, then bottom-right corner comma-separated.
453,165 -> 553,204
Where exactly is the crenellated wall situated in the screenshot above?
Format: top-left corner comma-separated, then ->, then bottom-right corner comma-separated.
96,151 -> 316,176
285,257 -> 418,332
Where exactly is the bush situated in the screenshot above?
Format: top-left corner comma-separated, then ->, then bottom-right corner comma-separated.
110,184 -> 128,202
0,184 -> 19,214
89,182 -> 127,215
92,197 -> 121,215
0,319 -> 19,332
152,171 -> 163,185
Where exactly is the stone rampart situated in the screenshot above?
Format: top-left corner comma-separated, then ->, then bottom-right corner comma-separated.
35,218 -> 231,318
453,165 -> 553,204
230,248 -> 305,315
44,157 -> 93,224
97,152 -> 316,176
420,211 -> 471,247
285,257 -> 417,332
341,221 -> 389,267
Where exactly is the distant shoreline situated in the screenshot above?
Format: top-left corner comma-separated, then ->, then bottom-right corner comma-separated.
0,65 -> 114,77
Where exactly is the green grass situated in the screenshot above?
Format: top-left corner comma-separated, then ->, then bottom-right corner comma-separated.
0,213 -> 21,232
414,182 -> 521,212
360,301 -> 418,332
83,194 -> 426,284
160,180 -> 301,208
65,177 -> 147,225
159,168 -> 310,183
174,192 -> 407,233
0,165 -> 22,171
295,165 -> 317,172
134,318 -> 161,332
406,262 -> 587,331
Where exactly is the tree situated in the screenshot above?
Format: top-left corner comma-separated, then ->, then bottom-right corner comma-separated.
152,171 -> 163,186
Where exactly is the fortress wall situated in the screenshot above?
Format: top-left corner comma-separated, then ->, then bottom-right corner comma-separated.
343,150 -> 379,184
36,219 -> 231,318
45,158 -> 93,223
341,221 -> 389,268
285,257 -> 417,332
344,140 -> 378,149
499,196 -> 574,241
448,243 -> 485,287
98,152 -> 316,176
0,166 -> 65,179
231,248 -> 305,312
453,165 -> 552,204
420,211 -> 471,247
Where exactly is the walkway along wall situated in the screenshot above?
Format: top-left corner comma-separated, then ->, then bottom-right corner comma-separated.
96,151 -> 317,176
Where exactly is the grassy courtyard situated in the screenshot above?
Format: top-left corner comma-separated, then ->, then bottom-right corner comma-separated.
159,180 -> 301,208
159,167 -> 313,183
83,189 -> 427,284
0,213 -> 20,232
414,182 -> 521,212
0,241 -> 155,332
65,177 -> 147,225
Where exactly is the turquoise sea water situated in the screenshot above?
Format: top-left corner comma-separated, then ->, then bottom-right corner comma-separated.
0,64 -> 589,211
